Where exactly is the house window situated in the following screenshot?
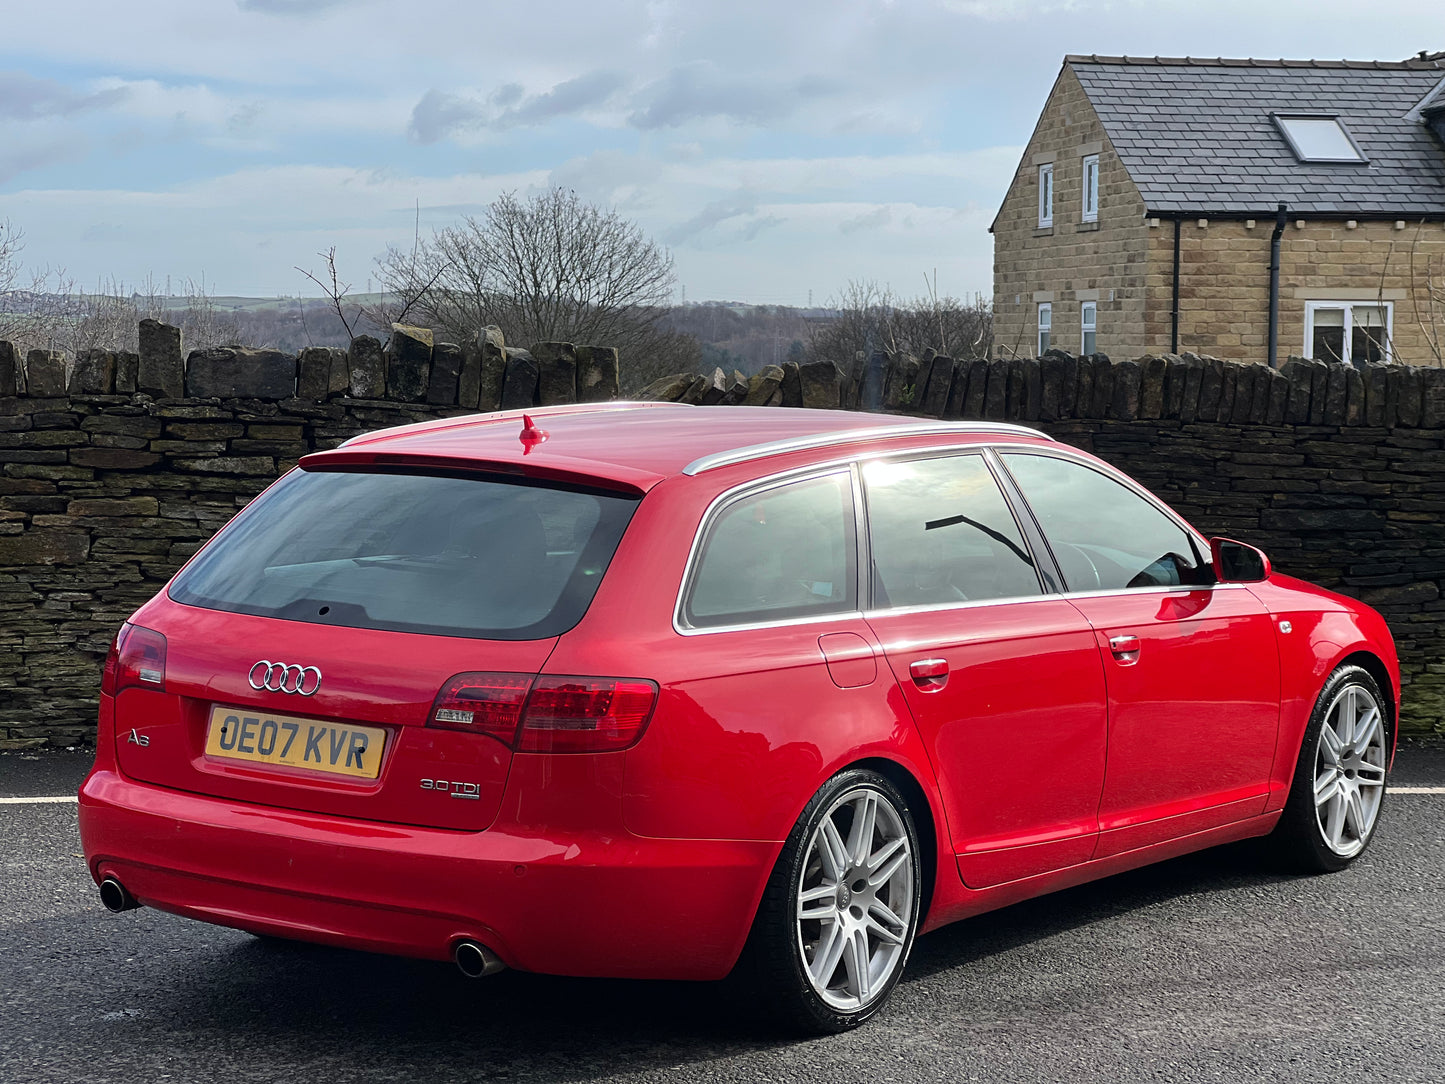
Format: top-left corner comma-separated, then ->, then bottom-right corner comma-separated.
1037,303 -> 1051,355
1305,302 -> 1391,366
1273,114 -> 1367,163
1038,164 -> 1054,227
1081,302 -> 1097,355
1082,155 -> 1099,222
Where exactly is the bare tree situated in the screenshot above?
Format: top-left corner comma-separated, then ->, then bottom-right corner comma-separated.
809,279 -> 993,376
372,189 -> 677,358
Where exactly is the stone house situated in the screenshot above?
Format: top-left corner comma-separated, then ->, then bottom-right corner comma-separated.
991,53 -> 1445,366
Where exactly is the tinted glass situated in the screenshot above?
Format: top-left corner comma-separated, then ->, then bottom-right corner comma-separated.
170,469 -> 637,640
864,455 -> 1041,608
1001,453 -> 1207,592
685,473 -> 856,628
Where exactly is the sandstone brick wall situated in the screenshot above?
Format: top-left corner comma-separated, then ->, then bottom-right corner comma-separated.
992,66 -> 1151,363
1144,218 -> 1445,364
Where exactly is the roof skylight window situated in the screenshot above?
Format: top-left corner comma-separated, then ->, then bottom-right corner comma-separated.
1273,114 -> 1368,163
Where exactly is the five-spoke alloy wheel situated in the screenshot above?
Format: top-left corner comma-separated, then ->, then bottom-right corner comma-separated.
740,768 -> 922,1034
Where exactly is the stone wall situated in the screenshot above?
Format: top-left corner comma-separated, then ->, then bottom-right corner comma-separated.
0,323 -> 618,750
2,323 -> 1443,746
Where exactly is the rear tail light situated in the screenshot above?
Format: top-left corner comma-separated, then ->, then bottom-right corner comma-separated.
100,622 -> 168,696
518,677 -> 658,753
428,673 -> 658,753
428,673 -> 533,744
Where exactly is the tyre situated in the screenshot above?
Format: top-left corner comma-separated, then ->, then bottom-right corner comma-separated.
738,768 -> 922,1034
1270,664 -> 1389,872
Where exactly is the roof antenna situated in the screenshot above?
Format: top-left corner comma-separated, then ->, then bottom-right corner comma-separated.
519,414 -> 548,454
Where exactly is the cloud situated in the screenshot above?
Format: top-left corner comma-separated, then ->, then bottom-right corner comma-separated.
0,134 -> 83,183
840,207 -> 893,234
235,0 -> 347,13
665,193 -> 759,245
407,71 -> 627,143
0,72 -> 128,120
626,61 -> 839,129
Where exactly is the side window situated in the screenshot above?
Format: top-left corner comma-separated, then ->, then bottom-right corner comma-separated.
684,472 -> 856,628
863,455 -> 1042,609
1001,453 -> 1208,593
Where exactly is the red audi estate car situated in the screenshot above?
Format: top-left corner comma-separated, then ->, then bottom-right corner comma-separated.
80,404 -> 1398,1032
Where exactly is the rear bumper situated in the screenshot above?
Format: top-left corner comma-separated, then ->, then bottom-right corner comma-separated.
79,769 -> 776,981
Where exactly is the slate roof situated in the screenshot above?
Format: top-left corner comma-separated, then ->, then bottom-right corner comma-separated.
1068,55 -> 1445,217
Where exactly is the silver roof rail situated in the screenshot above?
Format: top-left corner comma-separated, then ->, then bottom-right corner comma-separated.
682,421 -> 1052,476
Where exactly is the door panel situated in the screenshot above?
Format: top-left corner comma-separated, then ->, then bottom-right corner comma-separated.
869,600 -> 1108,887
1068,587 -> 1280,857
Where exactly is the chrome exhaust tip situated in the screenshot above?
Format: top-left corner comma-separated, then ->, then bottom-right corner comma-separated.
453,939 -> 506,978
99,877 -> 136,913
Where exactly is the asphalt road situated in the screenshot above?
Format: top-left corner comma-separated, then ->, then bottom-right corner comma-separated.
3,744 -> 1444,1084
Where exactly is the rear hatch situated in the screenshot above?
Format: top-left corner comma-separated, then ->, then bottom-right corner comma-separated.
112,466 -> 638,831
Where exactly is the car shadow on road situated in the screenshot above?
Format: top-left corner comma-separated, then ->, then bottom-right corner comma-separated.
96,838 -> 1299,1078
904,837 -> 1297,982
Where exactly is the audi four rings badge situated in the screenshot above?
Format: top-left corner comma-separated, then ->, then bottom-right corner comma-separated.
248,660 -> 322,696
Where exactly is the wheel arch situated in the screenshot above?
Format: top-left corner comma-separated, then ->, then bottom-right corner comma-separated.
1337,649 -> 1398,752
848,756 -> 939,925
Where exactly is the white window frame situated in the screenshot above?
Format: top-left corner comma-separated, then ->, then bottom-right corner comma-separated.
1080,302 -> 1097,355
1037,302 -> 1052,355
1081,155 -> 1099,222
1038,164 -> 1054,228
1304,300 -> 1393,365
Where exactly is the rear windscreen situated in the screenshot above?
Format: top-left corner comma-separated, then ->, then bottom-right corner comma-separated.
168,469 -> 639,640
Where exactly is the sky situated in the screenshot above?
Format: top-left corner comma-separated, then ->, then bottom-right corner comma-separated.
0,0 -> 1440,307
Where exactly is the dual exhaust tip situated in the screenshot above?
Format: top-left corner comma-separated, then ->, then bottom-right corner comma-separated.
100,879 -> 504,979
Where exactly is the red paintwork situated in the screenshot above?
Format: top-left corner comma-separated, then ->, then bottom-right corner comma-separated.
80,405 -> 1401,980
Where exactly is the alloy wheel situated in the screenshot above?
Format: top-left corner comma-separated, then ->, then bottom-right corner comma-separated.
795,786 -> 915,1012
1313,682 -> 1387,858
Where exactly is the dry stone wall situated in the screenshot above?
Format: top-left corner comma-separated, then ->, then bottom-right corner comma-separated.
2,322 -> 1443,746
0,322 -> 617,749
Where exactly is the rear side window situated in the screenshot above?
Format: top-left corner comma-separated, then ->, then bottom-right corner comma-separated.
863,454 -> 1041,608
683,472 -> 856,629
1000,453 -> 1207,593
169,469 -> 638,640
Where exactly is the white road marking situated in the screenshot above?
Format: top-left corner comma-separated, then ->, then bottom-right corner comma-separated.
4,788 -> 1445,805
0,796 -> 78,805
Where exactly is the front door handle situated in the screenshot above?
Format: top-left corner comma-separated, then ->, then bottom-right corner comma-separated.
1108,634 -> 1141,666
909,658 -> 949,691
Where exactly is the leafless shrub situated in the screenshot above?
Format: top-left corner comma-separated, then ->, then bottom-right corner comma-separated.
808,278 -> 993,377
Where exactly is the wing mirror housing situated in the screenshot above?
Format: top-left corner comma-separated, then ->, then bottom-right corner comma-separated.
1210,537 -> 1271,583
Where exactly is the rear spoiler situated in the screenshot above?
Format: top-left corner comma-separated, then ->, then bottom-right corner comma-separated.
297,447 -> 662,497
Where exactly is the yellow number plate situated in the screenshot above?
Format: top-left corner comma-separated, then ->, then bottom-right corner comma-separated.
205,705 -> 385,780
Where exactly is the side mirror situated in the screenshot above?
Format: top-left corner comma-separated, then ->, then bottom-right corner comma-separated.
1210,537 -> 1271,583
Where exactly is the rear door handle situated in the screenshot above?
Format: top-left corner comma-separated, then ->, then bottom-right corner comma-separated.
1108,635 -> 1141,665
909,658 -> 949,691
